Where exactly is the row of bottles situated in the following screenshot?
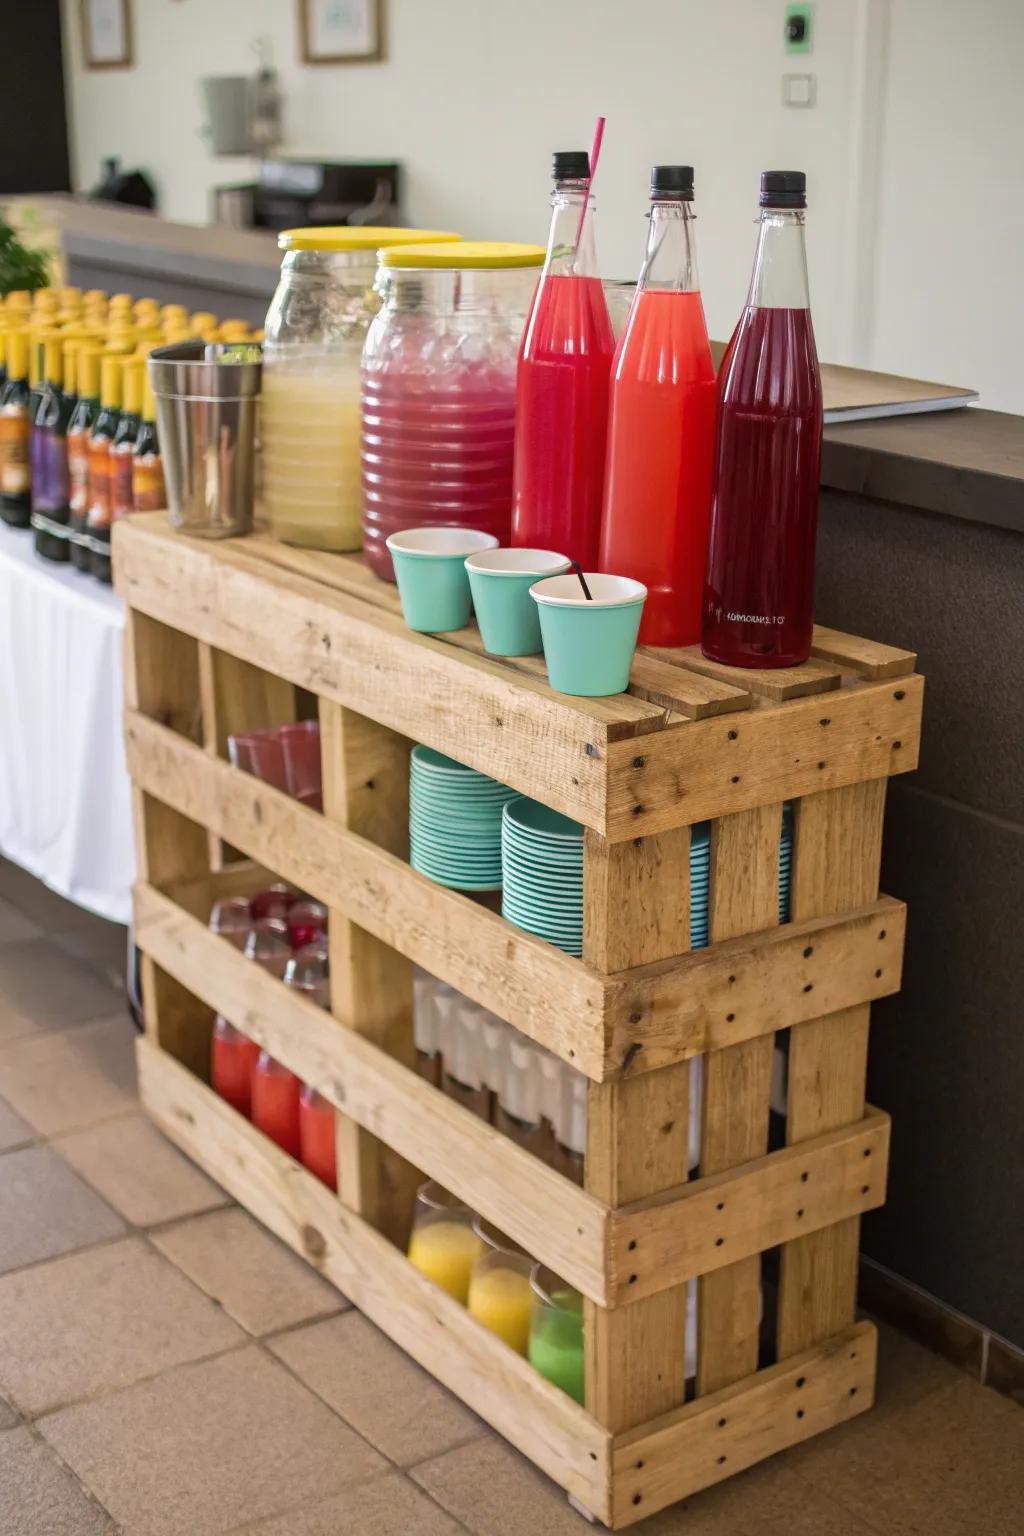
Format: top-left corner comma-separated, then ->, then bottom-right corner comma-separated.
0,284 -> 258,574
512,158 -> 823,667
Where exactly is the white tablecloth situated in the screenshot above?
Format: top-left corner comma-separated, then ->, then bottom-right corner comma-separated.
0,523 -> 135,923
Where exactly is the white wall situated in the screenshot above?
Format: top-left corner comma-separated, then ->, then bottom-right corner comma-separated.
60,0 -> 1023,411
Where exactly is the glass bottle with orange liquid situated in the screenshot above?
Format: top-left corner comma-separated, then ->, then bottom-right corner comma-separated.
702,171 -> 823,667
511,151 -> 615,568
599,166 -> 716,647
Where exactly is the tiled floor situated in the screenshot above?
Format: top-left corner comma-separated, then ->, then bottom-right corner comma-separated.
1,858 -> 1022,1536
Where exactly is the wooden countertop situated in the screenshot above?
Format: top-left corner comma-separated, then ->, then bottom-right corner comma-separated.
822,408 -> 1024,534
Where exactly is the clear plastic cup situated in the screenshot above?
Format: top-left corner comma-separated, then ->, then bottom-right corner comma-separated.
209,895 -> 253,950
244,918 -> 291,978
528,1265 -> 585,1403
468,1248 -> 534,1355
406,1180 -> 484,1303
283,950 -> 330,1009
286,898 -> 327,951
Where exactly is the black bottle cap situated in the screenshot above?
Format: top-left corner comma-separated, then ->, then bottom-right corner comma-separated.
650,165 -> 694,200
552,150 -> 591,182
760,170 -> 806,208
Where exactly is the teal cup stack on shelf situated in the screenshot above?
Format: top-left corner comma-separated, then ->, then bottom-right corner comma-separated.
500,797 -> 584,957
690,804 -> 795,947
409,744 -> 517,891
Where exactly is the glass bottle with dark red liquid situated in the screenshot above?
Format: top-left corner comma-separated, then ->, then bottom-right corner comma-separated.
511,151 -> 615,568
702,171 -> 823,667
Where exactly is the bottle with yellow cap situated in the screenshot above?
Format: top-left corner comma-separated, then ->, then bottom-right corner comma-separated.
360,241 -> 545,577
261,225 -> 460,552
67,346 -> 103,567
84,353 -> 123,581
110,357 -> 143,527
132,367 -> 165,513
0,329 -> 31,525
31,336 -> 75,562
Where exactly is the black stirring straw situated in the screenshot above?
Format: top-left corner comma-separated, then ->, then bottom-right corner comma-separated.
571,561 -> 594,600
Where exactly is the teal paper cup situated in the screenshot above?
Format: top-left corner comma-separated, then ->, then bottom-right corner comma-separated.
530,574 -> 647,696
465,548 -> 571,656
386,527 -> 500,633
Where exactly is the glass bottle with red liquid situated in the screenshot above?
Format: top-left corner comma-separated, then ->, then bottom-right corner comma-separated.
511,151 -> 615,568
702,171 -> 823,667
600,166 -> 716,646
251,1052 -> 302,1158
211,1017 -> 260,1118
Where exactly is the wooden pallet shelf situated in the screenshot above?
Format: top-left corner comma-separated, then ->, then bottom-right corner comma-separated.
115,512 -> 922,1527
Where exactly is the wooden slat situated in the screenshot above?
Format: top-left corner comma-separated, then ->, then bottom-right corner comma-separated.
126,708 -> 906,1080
113,515 -> 654,832
777,779 -> 887,1357
609,1321 -> 877,1527
584,828 -> 692,1435
605,674 -> 923,839
137,1039 -> 611,1522
605,896 -> 905,1074
133,881 -> 609,1301
583,825 -> 692,974
124,609 -> 212,1077
811,625 -> 917,679
320,701 -> 419,1250
665,644 -> 844,702
608,1108 -> 889,1304
629,653 -> 752,719
124,709 -> 608,1078
697,806 -> 781,1394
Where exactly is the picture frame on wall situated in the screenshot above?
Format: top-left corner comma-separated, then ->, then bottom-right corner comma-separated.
81,0 -> 133,70
299,0 -> 384,64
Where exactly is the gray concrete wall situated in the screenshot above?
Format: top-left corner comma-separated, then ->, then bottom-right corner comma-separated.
816,489 -> 1024,1347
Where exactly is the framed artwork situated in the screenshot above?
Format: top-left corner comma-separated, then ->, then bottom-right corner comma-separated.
81,0 -> 133,70
298,0 -> 383,64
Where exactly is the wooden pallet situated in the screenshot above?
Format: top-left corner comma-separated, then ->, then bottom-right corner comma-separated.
115,512 -> 922,1528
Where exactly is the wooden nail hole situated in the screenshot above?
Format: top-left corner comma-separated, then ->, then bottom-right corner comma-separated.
728,974 -> 736,985
863,1148 -> 872,1158
629,1012 -> 642,1024
817,760 -> 826,770
727,729 -> 738,740
726,1011 -> 736,1023
861,1185 -> 870,1196
893,739 -> 902,750
796,1408 -> 805,1420
632,755 -> 646,768
803,982 -> 813,993
730,775 -> 740,784
629,1274 -> 638,1285
716,1455 -> 727,1465
796,1208 -> 805,1218
632,803 -> 646,816
716,1201 -> 725,1212
715,1237 -> 725,1247
800,1171 -> 809,1183
894,689 -> 905,701
633,1493 -> 643,1506
819,717 -> 831,726
849,1386 -> 859,1397
879,928 -> 887,940
796,1376 -> 806,1388
717,1417 -> 727,1428
875,968 -> 883,978
628,1239 -> 637,1251
803,946 -> 813,958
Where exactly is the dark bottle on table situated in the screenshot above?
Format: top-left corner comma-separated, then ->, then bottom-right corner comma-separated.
702,170 -> 823,668
31,336 -> 75,562
131,369 -> 166,511
83,353 -> 123,582
0,330 -> 32,527
68,345 -> 102,569
104,356 -> 143,561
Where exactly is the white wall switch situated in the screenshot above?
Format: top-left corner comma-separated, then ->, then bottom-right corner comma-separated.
782,72 -> 817,107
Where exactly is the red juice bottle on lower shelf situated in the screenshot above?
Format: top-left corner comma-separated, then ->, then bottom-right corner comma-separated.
251,1052 -> 302,1158
600,166 -> 716,646
210,1017 -> 260,1118
511,151 -> 615,568
702,171 -> 823,667
299,1086 -> 337,1190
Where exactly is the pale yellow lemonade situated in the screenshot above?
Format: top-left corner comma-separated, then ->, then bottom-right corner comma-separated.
260,357 -> 363,550
407,1218 -> 485,1303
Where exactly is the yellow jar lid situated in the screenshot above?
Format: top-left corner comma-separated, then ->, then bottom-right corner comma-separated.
278,226 -> 460,252
379,241 -> 546,269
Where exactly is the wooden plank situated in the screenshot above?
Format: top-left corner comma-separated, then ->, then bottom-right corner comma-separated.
114,515 -> 651,833
697,805 -> 781,1395
583,825 -> 691,974
134,880 -> 608,1301
604,896 -> 905,1074
609,1321 -> 877,1527
777,780 -> 887,1357
811,625 -> 917,680
124,709 -> 609,1078
605,673 -> 923,839
665,644 -> 844,702
584,828 -> 692,1434
608,1109 -> 890,1304
629,653 -> 752,720
137,1039 -> 610,1521
320,701 -> 419,1250
124,609 -> 212,1077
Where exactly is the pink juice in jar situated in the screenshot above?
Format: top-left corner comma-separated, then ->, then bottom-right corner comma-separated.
360,244 -> 543,581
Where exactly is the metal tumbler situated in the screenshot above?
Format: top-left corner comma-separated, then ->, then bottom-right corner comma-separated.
148,341 -> 261,538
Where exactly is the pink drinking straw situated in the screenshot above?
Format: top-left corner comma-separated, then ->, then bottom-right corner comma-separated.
574,115 -> 606,262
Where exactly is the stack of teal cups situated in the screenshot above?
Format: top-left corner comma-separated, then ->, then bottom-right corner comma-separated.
410,745 -> 517,891
500,797 -> 584,957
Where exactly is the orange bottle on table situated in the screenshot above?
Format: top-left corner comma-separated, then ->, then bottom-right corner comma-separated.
599,166 -> 716,647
